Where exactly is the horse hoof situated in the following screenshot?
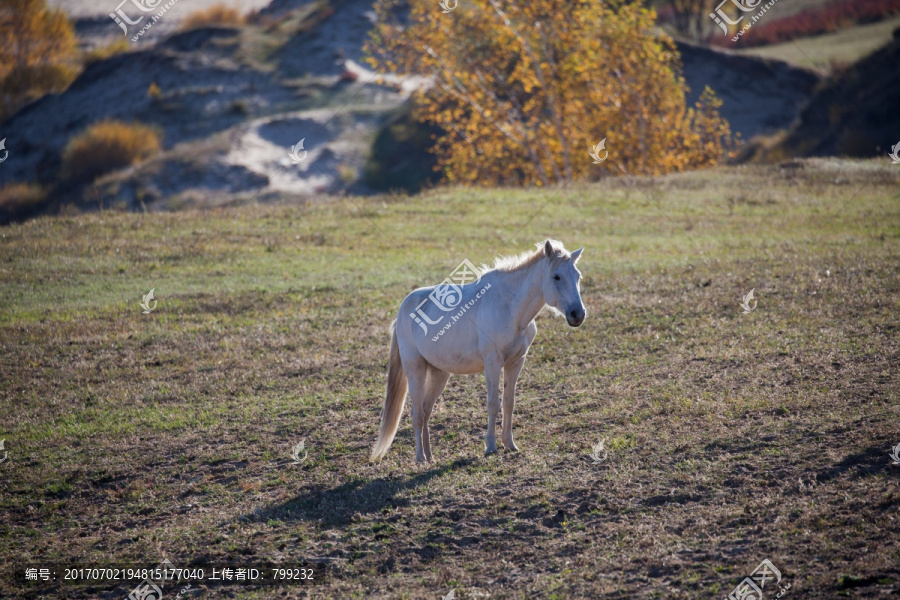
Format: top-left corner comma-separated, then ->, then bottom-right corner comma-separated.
504,444 -> 520,452
484,447 -> 498,456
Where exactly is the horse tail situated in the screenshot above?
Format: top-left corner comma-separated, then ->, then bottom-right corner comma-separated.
371,320 -> 408,461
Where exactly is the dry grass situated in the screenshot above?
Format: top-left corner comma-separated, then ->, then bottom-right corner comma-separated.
83,38 -> 131,66
0,182 -> 47,218
182,4 -> 246,29
60,120 -> 162,183
0,160 -> 898,599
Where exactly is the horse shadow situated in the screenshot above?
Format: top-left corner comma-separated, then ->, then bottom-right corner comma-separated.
248,457 -> 476,527
814,443 -> 897,484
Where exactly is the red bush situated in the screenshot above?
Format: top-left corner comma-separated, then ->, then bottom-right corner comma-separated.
708,0 -> 900,47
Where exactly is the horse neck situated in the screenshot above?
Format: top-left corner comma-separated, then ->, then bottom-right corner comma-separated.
498,260 -> 546,329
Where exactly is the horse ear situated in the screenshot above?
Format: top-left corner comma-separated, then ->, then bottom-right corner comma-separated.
571,247 -> 583,263
543,240 -> 554,258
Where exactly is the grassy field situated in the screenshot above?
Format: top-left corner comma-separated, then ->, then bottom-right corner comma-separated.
1,159 -> 899,599
737,14 -> 900,73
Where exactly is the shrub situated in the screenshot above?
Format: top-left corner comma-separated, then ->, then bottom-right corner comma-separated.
0,0 -> 77,122
0,182 -> 48,223
183,4 -> 245,29
60,120 -> 162,183
147,82 -> 162,99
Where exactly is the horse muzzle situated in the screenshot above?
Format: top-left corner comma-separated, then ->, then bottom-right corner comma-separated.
566,307 -> 586,327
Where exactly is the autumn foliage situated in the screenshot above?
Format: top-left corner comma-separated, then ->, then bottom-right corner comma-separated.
367,0 -> 734,186
0,0 -> 77,122
61,120 -> 162,183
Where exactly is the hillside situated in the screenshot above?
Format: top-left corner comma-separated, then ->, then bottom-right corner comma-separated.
1,0 -> 821,221
738,14 -> 900,71
752,30 -> 900,160
677,42 -> 818,138
0,0 -> 412,214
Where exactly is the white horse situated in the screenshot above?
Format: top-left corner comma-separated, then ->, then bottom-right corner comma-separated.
371,240 -> 585,463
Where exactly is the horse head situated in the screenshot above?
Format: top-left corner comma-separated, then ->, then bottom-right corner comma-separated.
540,240 -> 585,327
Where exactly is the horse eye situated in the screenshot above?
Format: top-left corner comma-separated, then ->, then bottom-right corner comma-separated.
553,275 -> 560,281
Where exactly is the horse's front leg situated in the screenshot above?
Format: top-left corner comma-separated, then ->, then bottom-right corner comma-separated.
483,355 -> 503,455
501,355 -> 526,452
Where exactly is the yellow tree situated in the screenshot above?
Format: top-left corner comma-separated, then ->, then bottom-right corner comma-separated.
367,0 -> 734,186
0,0 -> 77,121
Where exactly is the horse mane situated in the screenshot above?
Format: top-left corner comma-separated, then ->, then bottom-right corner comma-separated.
485,239 -> 570,273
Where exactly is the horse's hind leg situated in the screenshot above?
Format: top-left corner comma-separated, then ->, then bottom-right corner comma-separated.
501,356 -> 526,452
404,357 -> 429,464
422,366 -> 451,463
